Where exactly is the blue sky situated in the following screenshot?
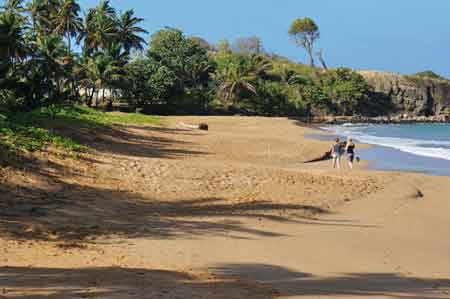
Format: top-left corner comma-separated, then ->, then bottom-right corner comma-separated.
80,0 -> 450,77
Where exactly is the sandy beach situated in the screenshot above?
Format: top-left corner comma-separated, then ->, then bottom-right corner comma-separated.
1,116 -> 450,298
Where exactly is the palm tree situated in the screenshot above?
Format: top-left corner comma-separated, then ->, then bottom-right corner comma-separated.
27,0 -> 60,35
248,54 -> 272,77
95,0 -> 116,19
33,35 -> 67,101
117,9 -> 147,54
54,0 -> 83,54
1,0 -> 25,14
84,51 -> 123,107
213,61 -> 257,104
79,2 -> 117,55
0,11 -> 28,64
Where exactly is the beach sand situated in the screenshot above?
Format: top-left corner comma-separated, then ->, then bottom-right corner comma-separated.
1,116 -> 449,298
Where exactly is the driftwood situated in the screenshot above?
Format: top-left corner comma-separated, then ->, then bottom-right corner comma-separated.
304,151 -> 332,163
177,122 -> 209,131
303,142 -> 348,164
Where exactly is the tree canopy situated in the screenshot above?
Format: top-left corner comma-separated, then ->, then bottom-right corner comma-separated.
0,2 -> 378,118
288,17 -> 320,68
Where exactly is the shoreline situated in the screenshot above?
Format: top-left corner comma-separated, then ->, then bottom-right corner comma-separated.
293,115 -> 450,125
301,122 -> 450,177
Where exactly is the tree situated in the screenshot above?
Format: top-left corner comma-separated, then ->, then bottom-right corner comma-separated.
0,11 -> 28,64
315,49 -> 328,70
123,55 -> 153,106
33,35 -> 67,102
324,68 -> 371,115
189,36 -> 212,51
298,83 -> 329,116
84,52 -> 122,107
1,0 -> 25,14
233,36 -> 263,55
216,39 -> 231,54
79,0 -> 117,55
213,54 -> 258,103
148,28 -> 211,91
54,0 -> 83,54
288,18 -> 320,68
117,9 -> 147,55
27,0 -> 59,35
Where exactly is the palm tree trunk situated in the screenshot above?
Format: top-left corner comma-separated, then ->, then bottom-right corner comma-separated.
67,32 -> 71,55
95,90 -> 99,107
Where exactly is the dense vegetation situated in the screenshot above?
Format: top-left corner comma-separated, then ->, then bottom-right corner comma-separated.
8,0 -> 448,157
0,0 -> 376,118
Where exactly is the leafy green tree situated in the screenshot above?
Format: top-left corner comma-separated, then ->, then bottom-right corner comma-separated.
253,80 -> 291,115
148,28 -> 211,94
123,56 -> 153,106
324,68 -> 371,115
288,17 -> 320,67
189,36 -> 212,51
298,83 -> 329,116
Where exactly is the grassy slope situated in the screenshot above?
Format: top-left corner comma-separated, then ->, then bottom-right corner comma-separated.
0,105 -> 160,161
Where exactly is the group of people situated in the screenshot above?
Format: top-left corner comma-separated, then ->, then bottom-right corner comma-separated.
330,137 -> 357,170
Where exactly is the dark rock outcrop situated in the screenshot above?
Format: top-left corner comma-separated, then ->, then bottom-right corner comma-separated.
359,71 -> 450,118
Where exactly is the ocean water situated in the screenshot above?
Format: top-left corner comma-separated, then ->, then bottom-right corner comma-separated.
322,123 -> 450,176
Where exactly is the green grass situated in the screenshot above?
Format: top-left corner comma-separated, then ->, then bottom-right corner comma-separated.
0,105 -> 160,157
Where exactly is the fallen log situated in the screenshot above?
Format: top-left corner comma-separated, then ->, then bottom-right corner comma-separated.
304,151 -> 332,163
177,122 -> 209,131
303,142 -> 348,164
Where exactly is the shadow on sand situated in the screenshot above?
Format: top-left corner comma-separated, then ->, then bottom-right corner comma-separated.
213,263 -> 450,299
0,266 -> 272,299
0,176 -> 334,242
1,265 -> 449,299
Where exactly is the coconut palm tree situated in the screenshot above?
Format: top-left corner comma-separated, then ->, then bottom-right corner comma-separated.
117,9 -> 147,54
79,2 -> 117,55
1,0 -> 25,14
27,0 -> 59,35
0,11 -> 28,64
54,0 -> 83,54
248,54 -> 272,77
33,35 -> 67,101
213,60 -> 257,104
95,0 -> 116,19
84,50 -> 124,107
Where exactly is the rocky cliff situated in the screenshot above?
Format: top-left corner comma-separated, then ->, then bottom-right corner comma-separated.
359,71 -> 450,117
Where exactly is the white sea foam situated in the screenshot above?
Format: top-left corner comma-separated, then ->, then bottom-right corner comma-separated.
322,125 -> 450,161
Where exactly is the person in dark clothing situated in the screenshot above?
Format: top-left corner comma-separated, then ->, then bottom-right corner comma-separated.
345,137 -> 356,169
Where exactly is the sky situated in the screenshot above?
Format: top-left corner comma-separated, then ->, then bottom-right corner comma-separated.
78,0 -> 449,78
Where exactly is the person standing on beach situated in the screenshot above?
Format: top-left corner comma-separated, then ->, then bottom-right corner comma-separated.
331,138 -> 342,169
346,137 -> 356,169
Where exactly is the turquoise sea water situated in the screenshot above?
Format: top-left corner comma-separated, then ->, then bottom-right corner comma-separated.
322,124 -> 450,176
